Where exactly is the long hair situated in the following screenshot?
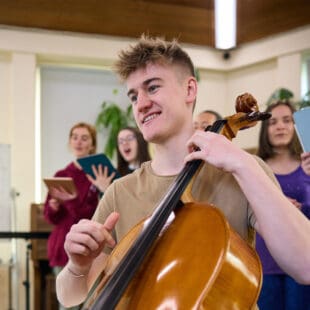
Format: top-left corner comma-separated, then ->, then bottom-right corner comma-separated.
257,101 -> 302,160
117,126 -> 151,176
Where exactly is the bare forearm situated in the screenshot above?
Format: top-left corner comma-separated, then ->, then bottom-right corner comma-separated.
184,132 -> 310,283
56,265 -> 89,307
233,155 -> 310,283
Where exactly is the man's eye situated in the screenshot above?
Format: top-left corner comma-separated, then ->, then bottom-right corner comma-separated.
148,85 -> 159,93
129,95 -> 137,103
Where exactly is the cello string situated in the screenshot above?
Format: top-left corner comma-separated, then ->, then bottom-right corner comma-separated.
91,120 -> 228,309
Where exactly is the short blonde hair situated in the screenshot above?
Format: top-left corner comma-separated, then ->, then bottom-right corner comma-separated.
114,35 -> 195,81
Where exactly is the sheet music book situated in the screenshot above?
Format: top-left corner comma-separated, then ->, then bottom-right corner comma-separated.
77,153 -> 120,180
43,177 -> 77,195
293,107 -> 310,152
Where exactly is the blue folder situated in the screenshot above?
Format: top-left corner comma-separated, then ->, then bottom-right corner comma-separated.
77,153 -> 121,180
293,107 -> 310,152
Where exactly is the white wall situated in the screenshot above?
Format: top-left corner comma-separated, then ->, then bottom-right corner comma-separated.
225,60 -> 277,148
0,24 -> 310,309
196,70 -> 227,117
40,66 -> 129,200
0,54 -> 10,144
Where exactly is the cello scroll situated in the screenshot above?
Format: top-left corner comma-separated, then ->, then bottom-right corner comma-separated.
221,92 -> 271,141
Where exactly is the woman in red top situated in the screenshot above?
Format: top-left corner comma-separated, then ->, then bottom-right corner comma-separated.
44,122 -> 115,268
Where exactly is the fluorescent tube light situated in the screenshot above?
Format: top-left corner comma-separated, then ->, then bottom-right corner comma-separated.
215,0 -> 237,50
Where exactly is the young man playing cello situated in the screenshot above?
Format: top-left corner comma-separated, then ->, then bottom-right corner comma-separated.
56,36 -> 310,308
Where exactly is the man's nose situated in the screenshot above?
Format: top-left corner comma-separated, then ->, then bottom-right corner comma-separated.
137,92 -> 152,111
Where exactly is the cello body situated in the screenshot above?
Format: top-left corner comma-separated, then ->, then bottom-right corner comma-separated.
84,202 -> 262,309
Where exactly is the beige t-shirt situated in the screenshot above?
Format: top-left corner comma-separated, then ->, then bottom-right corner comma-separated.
92,156 -> 277,248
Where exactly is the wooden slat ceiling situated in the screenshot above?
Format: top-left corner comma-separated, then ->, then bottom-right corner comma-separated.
0,0 -> 309,48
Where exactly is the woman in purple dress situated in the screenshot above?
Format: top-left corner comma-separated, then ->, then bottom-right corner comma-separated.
256,100 -> 310,309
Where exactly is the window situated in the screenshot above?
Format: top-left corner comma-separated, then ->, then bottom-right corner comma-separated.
39,66 -> 128,200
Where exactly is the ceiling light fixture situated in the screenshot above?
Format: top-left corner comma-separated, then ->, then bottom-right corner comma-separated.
215,0 -> 237,50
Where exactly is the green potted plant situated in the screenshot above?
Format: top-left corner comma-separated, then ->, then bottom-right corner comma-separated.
298,90 -> 310,109
266,87 -> 310,110
266,88 -> 294,106
96,89 -> 135,159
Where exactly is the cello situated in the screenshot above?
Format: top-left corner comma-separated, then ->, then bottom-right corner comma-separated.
83,93 -> 271,309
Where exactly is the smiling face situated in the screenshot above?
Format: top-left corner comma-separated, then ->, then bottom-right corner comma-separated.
117,129 -> 138,164
69,126 -> 95,158
267,104 -> 295,149
126,63 -> 197,144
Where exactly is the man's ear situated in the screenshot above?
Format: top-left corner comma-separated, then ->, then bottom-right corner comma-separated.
185,77 -> 197,104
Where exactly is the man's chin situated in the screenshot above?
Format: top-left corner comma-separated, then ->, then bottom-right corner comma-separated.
147,134 -> 164,145
141,130 -> 152,142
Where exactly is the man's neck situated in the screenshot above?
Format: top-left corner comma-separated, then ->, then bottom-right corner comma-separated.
150,130 -> 194,176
